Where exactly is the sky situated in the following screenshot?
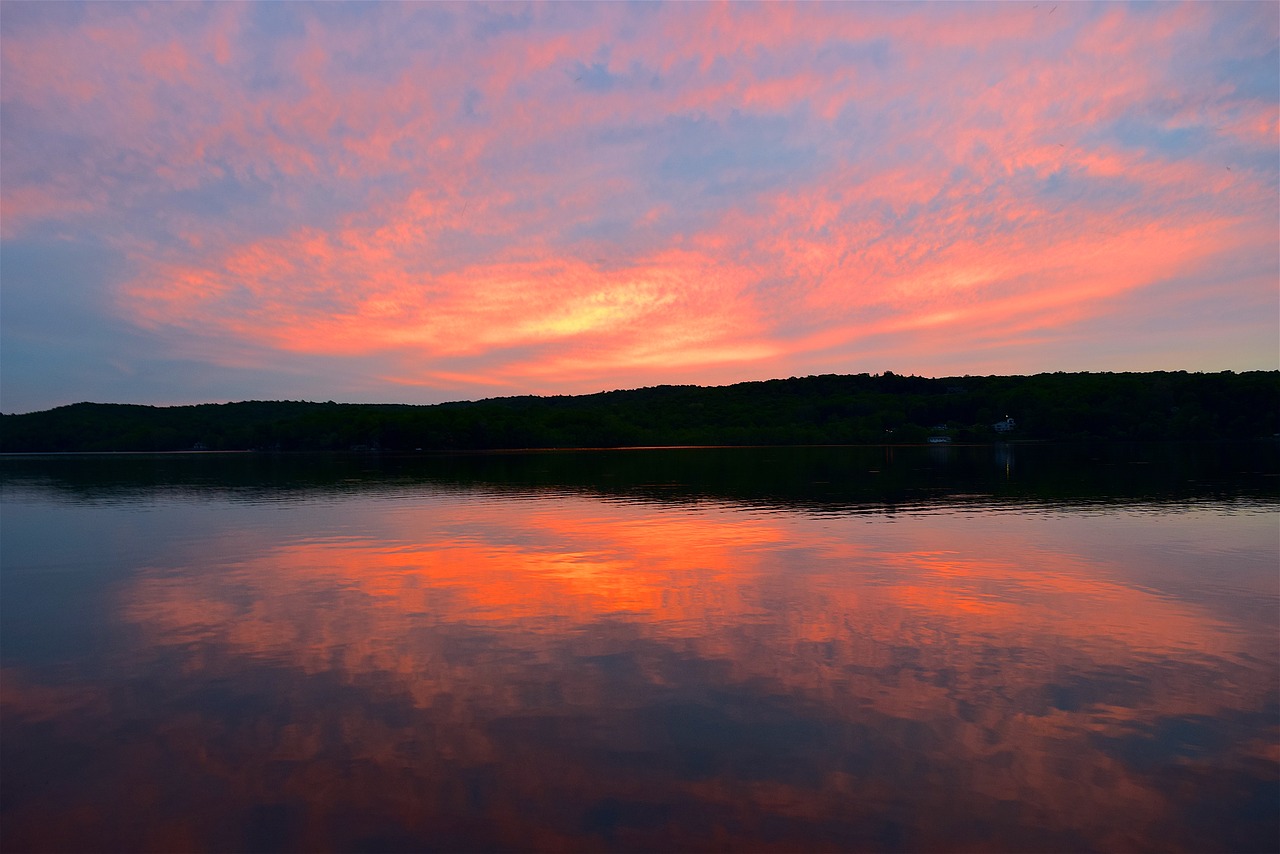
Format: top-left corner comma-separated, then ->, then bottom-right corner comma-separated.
1,1 -> 1276,413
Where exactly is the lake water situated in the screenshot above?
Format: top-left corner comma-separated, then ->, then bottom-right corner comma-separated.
2,444 -> 1277,852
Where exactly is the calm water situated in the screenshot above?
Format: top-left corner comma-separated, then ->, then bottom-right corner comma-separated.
2,444 -> 1277,852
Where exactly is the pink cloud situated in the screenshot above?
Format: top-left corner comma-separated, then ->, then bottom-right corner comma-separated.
2,1 -> 1274,407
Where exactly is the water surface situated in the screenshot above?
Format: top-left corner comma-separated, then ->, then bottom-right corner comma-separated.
2,444 -> 1277,852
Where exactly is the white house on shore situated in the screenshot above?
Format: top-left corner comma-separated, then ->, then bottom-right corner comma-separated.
993,417 -> 1016,433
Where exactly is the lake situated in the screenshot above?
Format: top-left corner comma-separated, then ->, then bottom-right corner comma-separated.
2,444 -> 1277,852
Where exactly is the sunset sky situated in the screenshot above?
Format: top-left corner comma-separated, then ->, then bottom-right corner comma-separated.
2,1 -> 1276,413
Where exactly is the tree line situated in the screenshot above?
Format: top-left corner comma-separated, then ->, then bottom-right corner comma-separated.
2,370 -> 1276,453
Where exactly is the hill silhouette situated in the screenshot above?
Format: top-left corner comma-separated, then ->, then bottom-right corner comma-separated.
2,371 -> 1276,453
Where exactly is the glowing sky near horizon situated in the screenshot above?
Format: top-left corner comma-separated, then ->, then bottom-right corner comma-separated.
1,1 -> 1276,412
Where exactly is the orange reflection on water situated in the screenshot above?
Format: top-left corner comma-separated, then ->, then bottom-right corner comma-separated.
5,495 -> 1276,851
125,504 -> 788,674
118,498 -> 1272,712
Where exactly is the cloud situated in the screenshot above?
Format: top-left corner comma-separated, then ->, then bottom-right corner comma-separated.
1,1 -> 1275,409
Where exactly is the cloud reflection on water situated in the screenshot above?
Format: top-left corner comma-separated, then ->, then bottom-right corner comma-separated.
4,487 -> 1273,851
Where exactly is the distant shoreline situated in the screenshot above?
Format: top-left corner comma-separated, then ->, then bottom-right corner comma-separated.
0,440 -> 1064,458
3,371 -> 1276,453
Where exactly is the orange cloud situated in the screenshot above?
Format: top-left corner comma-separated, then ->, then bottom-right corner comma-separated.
2,1 -> 1274,409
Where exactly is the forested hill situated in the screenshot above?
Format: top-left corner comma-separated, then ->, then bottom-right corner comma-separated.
2,371 -> 1277,453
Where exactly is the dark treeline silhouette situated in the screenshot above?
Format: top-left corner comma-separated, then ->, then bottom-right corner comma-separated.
2,371 -> 1277,453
